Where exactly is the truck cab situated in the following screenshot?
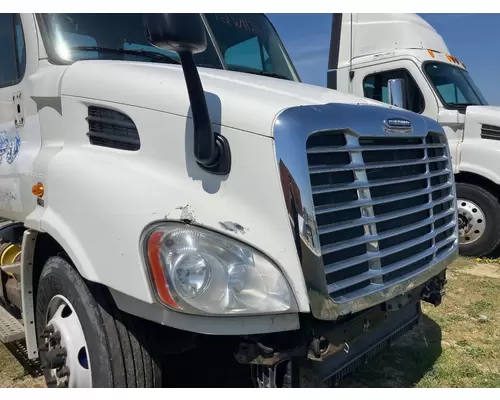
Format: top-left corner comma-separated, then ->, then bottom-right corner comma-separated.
0,13 -> 456,388
328,13 -> 500,257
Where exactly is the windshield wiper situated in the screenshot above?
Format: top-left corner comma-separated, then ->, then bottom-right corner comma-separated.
70,46 -> 181,64
448,102 -> 481,107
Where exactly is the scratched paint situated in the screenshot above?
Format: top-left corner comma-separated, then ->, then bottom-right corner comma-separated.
0,129 -> 21,165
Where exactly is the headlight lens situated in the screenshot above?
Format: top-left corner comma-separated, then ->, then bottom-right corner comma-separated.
145,223 -> 297,315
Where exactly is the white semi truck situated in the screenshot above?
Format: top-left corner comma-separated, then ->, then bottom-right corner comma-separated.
0,13 -> 456,388
328,13 -> 500,257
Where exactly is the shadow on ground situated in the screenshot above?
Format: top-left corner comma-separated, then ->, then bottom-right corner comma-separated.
337,314 -> 442,388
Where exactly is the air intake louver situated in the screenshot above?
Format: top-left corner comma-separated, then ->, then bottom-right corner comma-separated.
86,106 -> 140,151
481,124 -> 500,141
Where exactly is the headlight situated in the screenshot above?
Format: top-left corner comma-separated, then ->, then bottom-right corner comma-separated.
144,223 -> 297,315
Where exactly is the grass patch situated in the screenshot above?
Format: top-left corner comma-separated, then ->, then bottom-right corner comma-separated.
466,300 -> 493,318
338,256 -> 500,388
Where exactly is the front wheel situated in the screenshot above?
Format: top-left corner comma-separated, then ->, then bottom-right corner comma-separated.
35,256 -> 163,388
456,183 -> 500,257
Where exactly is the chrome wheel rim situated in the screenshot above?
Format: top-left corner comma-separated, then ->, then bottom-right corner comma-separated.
457,198 -> 485,245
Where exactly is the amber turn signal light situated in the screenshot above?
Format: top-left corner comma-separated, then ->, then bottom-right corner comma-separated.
32,182 -> 44,197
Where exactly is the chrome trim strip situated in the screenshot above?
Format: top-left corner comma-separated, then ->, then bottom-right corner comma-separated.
319,200 -> 455,236
312,169 -> 450,195
273,103 -> 458,320
309,155 -> 448,175
321,216 -> 455,256
307,143 -> 446,154
314,181 -> 452,216
331,244 -> 457,312
328,235 -> 456,294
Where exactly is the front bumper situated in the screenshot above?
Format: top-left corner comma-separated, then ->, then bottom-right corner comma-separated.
299,297 -> 421,387
235,270 -> 446,387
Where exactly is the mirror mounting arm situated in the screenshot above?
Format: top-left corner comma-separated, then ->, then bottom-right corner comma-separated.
178,51 -> 231,175
145,13 -> 231,175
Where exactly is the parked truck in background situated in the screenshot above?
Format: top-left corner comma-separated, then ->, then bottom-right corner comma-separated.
327,13 -> 500,257
0,13 -> 456,388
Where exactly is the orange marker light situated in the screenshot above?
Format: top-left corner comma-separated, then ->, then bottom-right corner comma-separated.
32,182 -> 44,197
147,231 -> 180,309
427,49 -> 435,58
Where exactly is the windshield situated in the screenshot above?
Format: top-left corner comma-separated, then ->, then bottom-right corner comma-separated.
37,13 -> 299,81
424,61 -> 487,109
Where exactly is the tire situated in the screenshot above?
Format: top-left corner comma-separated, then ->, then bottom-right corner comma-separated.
456,183 -> 500,257
35,256 -> 163,388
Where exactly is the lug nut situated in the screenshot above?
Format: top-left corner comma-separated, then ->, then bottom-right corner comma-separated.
56,366 -> 70,378
45,347 -> 67,369
43,325 -> 54,335
50,331 -> 61,344
38,342 -> 49,352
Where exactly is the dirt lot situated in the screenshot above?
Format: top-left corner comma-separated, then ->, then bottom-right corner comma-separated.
1,256 -> 499,388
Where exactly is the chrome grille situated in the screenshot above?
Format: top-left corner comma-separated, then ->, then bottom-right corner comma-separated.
306,131 -> 456,303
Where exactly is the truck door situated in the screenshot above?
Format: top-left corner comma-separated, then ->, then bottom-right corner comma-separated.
351,60 -> 438,118
352,59 -> 460,172
0,14 -> 41,222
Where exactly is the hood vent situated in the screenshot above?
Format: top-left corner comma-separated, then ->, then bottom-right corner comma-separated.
481,124 -> 500,141
86,106 -> 140,151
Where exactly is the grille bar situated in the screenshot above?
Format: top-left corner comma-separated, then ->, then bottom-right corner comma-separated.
319,196 -> 454,236
315,181 -> 452,216
306,131 -> 456,304
312,169 -> 450,195
329,235 -> 456,302
323,208 -> 456,274
327,226 -> 456,294
322,216 -> 455,259
309,155 -> 448,174
307,143 -> 445,154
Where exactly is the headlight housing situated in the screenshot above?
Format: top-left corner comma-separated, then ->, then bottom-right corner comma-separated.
144,223 -> 298,315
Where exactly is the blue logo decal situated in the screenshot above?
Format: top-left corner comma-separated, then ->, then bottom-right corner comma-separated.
0,130 -> 21,165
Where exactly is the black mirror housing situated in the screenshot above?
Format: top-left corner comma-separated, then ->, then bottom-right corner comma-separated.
145,13 -> 207,54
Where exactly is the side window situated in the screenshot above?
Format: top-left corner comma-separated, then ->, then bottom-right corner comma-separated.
224,36 -> 274,73
434,82 -> 467,104
0,13 -> 26,87
14,14 -> 26,78
225,37 -> 264,71
363,69 -> 425,114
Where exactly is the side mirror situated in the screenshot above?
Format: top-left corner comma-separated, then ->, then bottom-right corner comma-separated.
387,78 -> 406,109
145,13 -> 231,175
145,13 -> 207,54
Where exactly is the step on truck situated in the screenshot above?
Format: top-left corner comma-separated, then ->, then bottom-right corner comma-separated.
328,13 -> 500,257
0,13 -> 456,388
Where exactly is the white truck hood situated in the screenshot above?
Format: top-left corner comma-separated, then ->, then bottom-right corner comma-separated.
60,60 -> 386,137
464,105 -> 500,139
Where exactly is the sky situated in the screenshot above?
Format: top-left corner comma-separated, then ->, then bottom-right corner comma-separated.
267,13 -> 500,105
